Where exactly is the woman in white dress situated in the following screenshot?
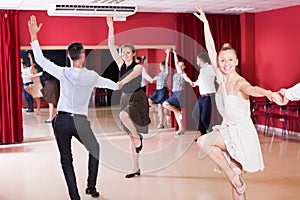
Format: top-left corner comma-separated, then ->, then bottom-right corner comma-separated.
194,6 -> 281,200
26,53 -> 43,114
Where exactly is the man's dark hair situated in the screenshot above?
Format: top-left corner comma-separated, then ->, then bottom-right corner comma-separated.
160,61 -> 166,66
67,42 -> 84,61
197,52 -> 211,64
22,61 -> 30,67
136,56 -> 142,64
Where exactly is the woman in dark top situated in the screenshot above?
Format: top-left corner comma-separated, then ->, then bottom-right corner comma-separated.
41,71 -> 59,122
107,16 -> 150,178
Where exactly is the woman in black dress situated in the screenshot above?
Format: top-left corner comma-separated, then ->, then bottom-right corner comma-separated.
107,16 -> 151,178
41,71 -> 59,122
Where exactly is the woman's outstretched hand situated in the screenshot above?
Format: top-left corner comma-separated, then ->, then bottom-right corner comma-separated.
266,91 -> 283,105
273,89 -> 289,105
106,16 -> 114,28
193,6 -> 208,23
117,81 -> 124,90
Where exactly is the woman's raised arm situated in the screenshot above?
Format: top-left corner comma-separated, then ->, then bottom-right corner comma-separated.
194,6 -> 218,72
106,16 -> 124,69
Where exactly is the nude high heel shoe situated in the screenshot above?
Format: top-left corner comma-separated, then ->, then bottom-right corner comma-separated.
230,173 -> 246,194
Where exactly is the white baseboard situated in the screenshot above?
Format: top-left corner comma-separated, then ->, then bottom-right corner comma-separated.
255,124 -> 300,138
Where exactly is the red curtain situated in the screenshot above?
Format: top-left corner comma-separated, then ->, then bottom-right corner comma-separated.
0,10 -> 23,144
175,13 -> 241,130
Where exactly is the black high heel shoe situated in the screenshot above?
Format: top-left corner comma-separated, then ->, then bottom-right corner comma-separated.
125,169 -> 141,178
135,134 -> 143,153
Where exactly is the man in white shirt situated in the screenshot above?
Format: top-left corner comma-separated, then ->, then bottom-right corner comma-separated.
28,15 -> 120,200
191,52 -> 216,141
21,60 -> 34,112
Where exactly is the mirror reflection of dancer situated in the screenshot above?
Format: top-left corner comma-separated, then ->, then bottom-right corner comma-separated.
28,55 -> 60,122
28,15 -> 120,200
21,59 -> 34,112
149,49 -> 170,129
194,6 -> 281,200
135,56 -> 152,92
191,52 -> 216,141
162,49 -> 193,135
107,16 -> 151,178
26,52 -> 43,114
41,71 -> 59,123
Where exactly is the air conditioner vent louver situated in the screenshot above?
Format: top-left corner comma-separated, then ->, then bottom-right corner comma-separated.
47,4 -> 137,21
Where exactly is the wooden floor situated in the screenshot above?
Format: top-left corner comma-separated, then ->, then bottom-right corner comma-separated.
1,107 -> 300,200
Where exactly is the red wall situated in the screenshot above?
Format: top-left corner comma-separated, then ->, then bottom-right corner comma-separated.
254,6 -> 300,91
19,11 -> 176,47
20,8 -> 300,92
240,13 -> 256,85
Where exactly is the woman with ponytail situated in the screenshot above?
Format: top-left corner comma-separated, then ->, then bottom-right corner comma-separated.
194,6 -> 281,200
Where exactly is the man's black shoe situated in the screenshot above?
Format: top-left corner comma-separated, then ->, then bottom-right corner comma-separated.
85,187 -> 100,198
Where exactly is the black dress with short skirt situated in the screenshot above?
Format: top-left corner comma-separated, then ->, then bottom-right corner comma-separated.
119,61 -> 151,134
41,72 -> 59,104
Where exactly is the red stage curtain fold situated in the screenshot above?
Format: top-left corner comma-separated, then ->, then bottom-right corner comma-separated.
0,10 -> 23,144
175,13 -> 241,130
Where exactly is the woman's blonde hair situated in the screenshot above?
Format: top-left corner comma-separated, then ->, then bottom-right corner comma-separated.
122,43 -> 136,54
219,43 -> 237,57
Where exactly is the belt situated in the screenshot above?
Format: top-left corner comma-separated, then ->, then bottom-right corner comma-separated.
200,94 -> 211,97
57,111 -> 86,117
24,82 -> 33,86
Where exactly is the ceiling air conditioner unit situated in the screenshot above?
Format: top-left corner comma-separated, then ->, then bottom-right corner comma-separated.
47,4 -> 137,21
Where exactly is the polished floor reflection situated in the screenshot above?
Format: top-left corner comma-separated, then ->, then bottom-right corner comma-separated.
0,107 -> 300,200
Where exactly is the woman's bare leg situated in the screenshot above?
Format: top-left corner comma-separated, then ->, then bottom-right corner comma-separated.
149,99 -> 158,124
163,101 -> 182,130
35,98 -> 41,114
229,157 -> 246,200
45,103 -> 55,122
25,85 -> 31,94
119,111 -> 142,173
49,103 -> 55,120
149,99 -> 156,108
119,111 -> 141,146
157,104 -> 165,127
129,135 -> 140,172
197,131 -> 244,195
232,187 -> 246,200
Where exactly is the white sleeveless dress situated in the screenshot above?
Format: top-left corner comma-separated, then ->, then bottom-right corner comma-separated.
30,76 -> 43,98
213,70 -> 264,173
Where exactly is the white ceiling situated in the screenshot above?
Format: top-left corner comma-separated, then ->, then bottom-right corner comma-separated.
0,0 -> 299,14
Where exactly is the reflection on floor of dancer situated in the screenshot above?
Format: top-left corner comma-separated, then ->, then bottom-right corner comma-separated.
191,52 -> 216,141
149,49 -> 170,129
28,15 -> 120,200
194,6 -> 281,200
107,16 -> 151,178
162,49 -> 193,135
